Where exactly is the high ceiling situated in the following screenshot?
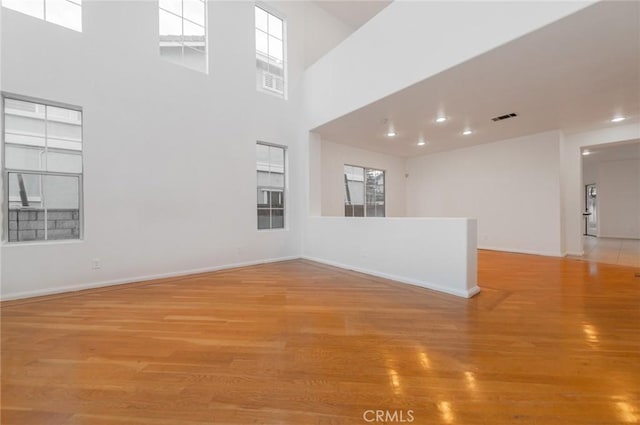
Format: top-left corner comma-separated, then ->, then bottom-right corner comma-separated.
313,1 -> 640,158
313,0 -> 392,29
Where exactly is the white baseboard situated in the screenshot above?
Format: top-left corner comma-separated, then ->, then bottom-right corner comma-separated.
3,254 -> 481,301
302,256 -> 479,299
1,256 -> 299,301
478,245 -> 563,257
564,251 -> 584,257
467,285 -> 481,297
597,234 -> 640,240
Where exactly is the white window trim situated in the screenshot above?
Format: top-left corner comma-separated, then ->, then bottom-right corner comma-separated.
159,0 -> 209,74
1,0 -> 82,32
256,141 -> 288,231
344,163 -> 386,218
2,92 -> 85,244
255,3 -> 288,99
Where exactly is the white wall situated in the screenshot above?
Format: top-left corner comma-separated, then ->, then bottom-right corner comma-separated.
1,1 -> 345,299
4,1 -> 630,301
307,132 -> 322,216
561,122 -> 640,254
313,122 -> 640,258
0,4 -> 3,289
597,159 -> 640,239
583,160 -> 598,186
304,1 -> 594,129
406,131 -> 564,256
320,139 -> 406,217
582,158 -> 598,234
304,217 -> 478,298
302,3 -> 353,68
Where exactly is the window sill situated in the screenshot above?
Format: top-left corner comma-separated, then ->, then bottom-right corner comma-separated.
2,239 -> 84,248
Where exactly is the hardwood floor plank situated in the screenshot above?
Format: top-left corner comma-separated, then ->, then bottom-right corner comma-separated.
2,253 -> 639,424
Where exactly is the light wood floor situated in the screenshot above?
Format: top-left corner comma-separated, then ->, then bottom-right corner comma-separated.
576,236 -> 640,268
2,252 -> 639,424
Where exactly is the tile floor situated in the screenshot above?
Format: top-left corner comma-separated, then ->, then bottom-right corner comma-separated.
575,236 -> 640,268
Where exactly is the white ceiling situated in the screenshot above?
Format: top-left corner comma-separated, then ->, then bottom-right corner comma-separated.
313,0 -> 392,29
313,1 -> 640,158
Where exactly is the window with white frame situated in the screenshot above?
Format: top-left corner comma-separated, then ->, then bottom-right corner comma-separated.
159,0 -> 207,73
257,143 -> 285,229
255,5 -> 286,97
344,165 -> 385,217
1,0 -> 82,32
3,96 -> 83,242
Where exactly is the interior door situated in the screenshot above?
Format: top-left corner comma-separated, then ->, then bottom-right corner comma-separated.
585,184 -> 597,237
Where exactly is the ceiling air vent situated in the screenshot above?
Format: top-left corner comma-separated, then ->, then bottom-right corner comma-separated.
491,112 -> 518,122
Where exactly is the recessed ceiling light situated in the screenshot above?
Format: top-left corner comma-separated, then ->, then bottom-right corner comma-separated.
435,117 -> 447,123
582,150 -> 591,156
463,130 -> 473,135
386,131 -> 397,137
611,116 -> 625,123
417,140 -> 426,146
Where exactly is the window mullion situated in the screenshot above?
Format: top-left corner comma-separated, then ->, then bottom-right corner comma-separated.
43,105 -> 48,239
181,0 -> 185,59
42,174 -> 48,240
43,106 -> 49,172
3,0 -> 81,31
5,168 -> 82,179
257,143 -> 285,230
255,6 -> 285,97
266,26 -> 271,69
4,96 -> 83,243
268,169 -> 273,229
160,0 -> 206,72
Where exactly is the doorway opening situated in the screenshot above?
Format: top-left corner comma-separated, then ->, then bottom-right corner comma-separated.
584,184 -> 597,237
573,140 -> 640,268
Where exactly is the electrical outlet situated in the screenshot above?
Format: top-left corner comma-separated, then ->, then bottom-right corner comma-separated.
92,259 -> 101,270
